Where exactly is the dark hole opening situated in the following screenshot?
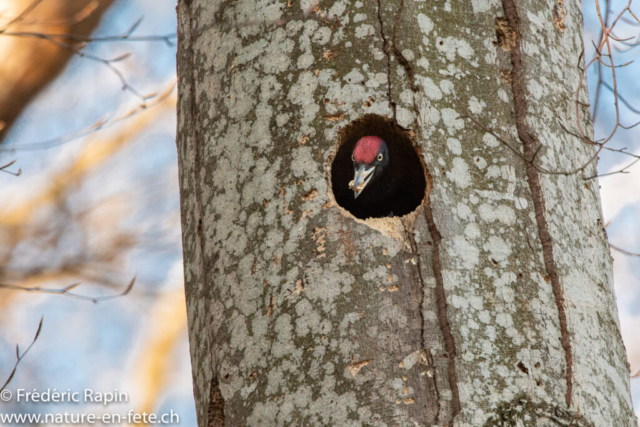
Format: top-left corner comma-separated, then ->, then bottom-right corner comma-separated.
330,115 -> 427,220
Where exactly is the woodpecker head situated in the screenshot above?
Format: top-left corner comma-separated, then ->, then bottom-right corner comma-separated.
350,136 -> 389,198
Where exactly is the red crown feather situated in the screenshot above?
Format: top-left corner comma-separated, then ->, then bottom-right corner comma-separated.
353,136 -> 383,164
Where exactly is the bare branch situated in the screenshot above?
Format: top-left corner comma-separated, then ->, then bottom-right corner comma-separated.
0,1 -> 99,27
0,159 -> 21,176
0,317 -> 43,392
12,32 -> 149,101
0,83 -> 175,152
0,277 -> 136,304
0,0 -> 117,143
1,19 -> 177,46
610,243 -> 640,258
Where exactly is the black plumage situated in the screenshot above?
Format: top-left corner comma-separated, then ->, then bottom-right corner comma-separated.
331,135 -> 426,219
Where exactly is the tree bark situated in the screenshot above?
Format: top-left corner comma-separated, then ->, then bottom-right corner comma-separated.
176,0 -> 636,426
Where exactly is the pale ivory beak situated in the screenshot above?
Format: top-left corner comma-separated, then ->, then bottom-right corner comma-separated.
351,164 -> 376,199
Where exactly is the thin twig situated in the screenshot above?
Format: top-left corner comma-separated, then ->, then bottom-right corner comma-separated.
0,159 -> 21,176
25,33 -> 148,100
1,16 -> 176,46
0,317 -> 43,392
3,30 -> 177,46
610,243 -> 640,257
0,83 -> 175,152
0,277 -> 136,304
0,18 -> 176,101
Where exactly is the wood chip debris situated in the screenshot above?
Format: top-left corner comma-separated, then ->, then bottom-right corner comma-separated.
348,179 -> 365,193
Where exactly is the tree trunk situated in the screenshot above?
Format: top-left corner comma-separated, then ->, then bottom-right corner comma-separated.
176,0 -> 636,426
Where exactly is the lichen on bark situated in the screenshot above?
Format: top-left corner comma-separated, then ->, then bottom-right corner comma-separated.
176,0 -> 636,425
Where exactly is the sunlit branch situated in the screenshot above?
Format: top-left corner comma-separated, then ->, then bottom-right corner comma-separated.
0,0 -> 44,32
0,0 -> 99,28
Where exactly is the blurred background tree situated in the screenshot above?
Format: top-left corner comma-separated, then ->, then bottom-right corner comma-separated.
0,0 -> 195,423
1,0 -> 640,424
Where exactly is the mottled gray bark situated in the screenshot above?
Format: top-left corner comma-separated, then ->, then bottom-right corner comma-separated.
176,0 -> 636,426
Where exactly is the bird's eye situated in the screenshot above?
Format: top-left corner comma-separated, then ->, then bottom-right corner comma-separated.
352,154 -> 355,162
377,153 -> 383,161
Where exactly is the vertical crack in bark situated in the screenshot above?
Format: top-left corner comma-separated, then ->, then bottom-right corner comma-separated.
376,0 -> 397,121
390,1 -> 458,421
206,377 -> 226,427
423,202 -> 461,425
391,0 -> 416,92
499,0 -> 573,406
402,223 -> 441,424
